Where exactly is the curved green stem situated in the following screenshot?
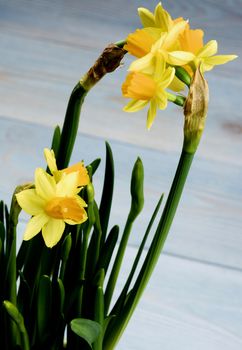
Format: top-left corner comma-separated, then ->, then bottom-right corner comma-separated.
56,44 -> 125,169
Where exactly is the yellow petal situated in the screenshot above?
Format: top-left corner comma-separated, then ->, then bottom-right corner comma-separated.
154,2 -> 173,31
42,218 -> 65,248
129,53 -> 154,73
179,25 -> 204,54
167,50 -> 194,65
138,7 -> 155,27
122,72 -> 156,100
163,20 -> 188,50
23,213 -> 49,241
146,99 -> 158,129
153,54 -> 166,79
56,172 -> 79,197
204,54 -> 238,67
65,206 -> 88,225
156,91 -> 168,109
35,168 -> 56,200
197,40 -> 217,58
75,195 -> 88,208
44,148 -> 58,174
62,162 -> 90,187
124,29 -> 156,58
168,75 -> 185,92
158,66 -> 175,88
123,99 -> 148,112
16,189 -> 45,215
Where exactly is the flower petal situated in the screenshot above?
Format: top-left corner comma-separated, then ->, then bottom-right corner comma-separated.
42,218 -> 65,248
204,54 -> 238,67
197,40 -> 217,58
64,206 -> 88,225
129,53 -> 154,73
168,75 -> 185,92
156,91 -> 168,109
167,51 -> 194,65
158,67 -> 175,88
154,2 -> 172,31
138,7 -> 155,27
35,168 -> 56,200
123,99 -> 148,112
62,162 -> 90,187
163,20 -> 188,50
146,99 -> 158,129
23,213 -> 49,241
56,172 -> 79,197
44,148 -> 58,175
16,189 -> 45,215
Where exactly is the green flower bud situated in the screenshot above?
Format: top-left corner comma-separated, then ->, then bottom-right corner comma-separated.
129,157 -> 144,221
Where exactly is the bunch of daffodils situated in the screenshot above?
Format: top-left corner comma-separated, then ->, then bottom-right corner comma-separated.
0,3 -> 237,350
122,2 -> 237,129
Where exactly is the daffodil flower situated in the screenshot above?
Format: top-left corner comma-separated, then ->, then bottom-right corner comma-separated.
122,57 -> 175,129
16,168 -> 88,248
179,26 -> 237,73
44,148 -> 90,187
193,40 -> 237,72
128,21 -> 194,74
138,2 -> 183,32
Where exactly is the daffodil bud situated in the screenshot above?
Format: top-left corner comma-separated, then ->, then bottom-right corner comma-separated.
129,157 -> 144,221
183,66 -> 209,154
61,234 -> 72,262
81,44 -> 126,91
86,183 -> 95,204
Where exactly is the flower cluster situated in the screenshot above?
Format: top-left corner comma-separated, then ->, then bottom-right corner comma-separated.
16,149 -> 89,248
122,2 -> 237,129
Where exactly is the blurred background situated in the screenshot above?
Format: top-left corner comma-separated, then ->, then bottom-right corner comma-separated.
0,1 -> 242,349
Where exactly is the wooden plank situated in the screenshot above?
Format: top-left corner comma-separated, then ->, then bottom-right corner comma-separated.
111,246 -> 242,350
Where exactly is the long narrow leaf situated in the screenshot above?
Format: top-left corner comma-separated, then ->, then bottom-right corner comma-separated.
99,142 -> 114,246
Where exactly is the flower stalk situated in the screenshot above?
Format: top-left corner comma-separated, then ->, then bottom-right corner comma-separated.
56,44 -> 126,169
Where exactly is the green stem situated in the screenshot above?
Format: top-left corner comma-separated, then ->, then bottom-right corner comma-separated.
4,189 -> 22,348
175,66 -> 191,87
56,44 -> 125,169
110,194 -> 164,316
103,149 -> 194,349
167,92 -> 185,107
104,216 -> 134,315
56,83 -> 87,169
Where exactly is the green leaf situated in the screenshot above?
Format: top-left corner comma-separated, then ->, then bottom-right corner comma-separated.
51,125 -> 61,156
36,275 -> 52,341
99,142 -> 115,246
0,221 -> 5,245
88,158 -> 101,176
96,225 -> 119,274
70,318 -> 101,349
3,300 -> 30,350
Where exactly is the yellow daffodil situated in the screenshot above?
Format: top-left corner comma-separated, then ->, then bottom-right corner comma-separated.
44,148 -> 90,187
122,56 -> 175,129
128,21 -> 194,74
138,2 -> 183,32
179,25 -> 237,73
16,168 -> 88,248
193,40 -> 237,72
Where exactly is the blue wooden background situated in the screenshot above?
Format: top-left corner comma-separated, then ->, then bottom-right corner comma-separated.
0,0 -> 242,349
